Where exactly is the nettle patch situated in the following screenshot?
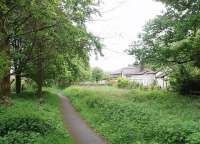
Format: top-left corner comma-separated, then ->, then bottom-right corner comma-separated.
0,117 -> 53,144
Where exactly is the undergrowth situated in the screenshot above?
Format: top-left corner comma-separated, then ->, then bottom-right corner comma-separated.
0,90 -> 73,144
64,86 -> 200,144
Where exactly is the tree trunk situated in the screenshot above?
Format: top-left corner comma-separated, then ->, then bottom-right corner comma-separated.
15,73 -> 21,94
34,21 -> 44,102
36,40 -> 43,100
36,46 -> 43,103
0,17 -> 11,104
13,38 -> 22,94
0,73 -> 10,104
37,81 -> 42,99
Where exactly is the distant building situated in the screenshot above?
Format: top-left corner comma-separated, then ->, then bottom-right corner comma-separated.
110,65 -> 167,88
155,71 -> 168,88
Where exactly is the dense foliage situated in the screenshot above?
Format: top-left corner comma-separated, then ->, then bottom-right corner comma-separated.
128,0 -> 200,94
0,0 -> 102,103
0,90 -> 73,144
91,67 -> 105,82
170,64 -> 200,94
117,77 -> 129,88
65,86 -> 200,144
0,117 -> 52,144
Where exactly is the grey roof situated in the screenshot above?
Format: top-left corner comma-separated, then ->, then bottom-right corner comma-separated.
110,66 -> 156,76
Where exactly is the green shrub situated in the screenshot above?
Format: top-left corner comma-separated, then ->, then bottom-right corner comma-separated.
187,132 -> 200,144
170,65 -> 200,95
117,77 -> 129,88
154,122 -> 200,144
0,117 -> 52,137
0,131 -> 40,144
0,91 -> 73,144
0,117 -> 52,144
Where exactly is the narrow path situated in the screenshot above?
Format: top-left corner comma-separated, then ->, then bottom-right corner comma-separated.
59,93 -> 107,144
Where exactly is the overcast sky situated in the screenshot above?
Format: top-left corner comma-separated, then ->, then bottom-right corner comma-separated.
87,0 -> 164,72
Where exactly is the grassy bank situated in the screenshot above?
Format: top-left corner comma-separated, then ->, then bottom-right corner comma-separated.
0,90 -> 73,144
64,86 -> 200,144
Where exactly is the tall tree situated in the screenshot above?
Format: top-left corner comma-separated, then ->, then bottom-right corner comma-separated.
128,0 -> 200,68
91,67 -> 104,82
0,0 -> 102,103
128,0 -> 200,93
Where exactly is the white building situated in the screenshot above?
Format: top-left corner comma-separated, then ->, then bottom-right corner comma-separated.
155,71 -> 168,88
110,66 -> 167,88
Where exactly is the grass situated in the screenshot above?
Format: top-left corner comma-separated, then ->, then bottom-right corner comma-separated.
64,86 -> 200,144
0,89 -> 74,144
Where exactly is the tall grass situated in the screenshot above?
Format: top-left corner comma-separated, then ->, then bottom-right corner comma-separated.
0,90 -> 73,144
64,86 -> 200,144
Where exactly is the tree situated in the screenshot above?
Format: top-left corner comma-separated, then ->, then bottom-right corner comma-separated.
91,67 -> 104,82
0,0 -> 102,104
129,0 -> 200,68
128,0 -> 200,94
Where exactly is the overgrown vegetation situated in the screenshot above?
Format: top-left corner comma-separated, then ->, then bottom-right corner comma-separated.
91,67 -> 105,82
170,65 -> 200,94
116,77 -> 158,90
65,86 -> 200,144
0,90 -> 73,144
117,77 -> 129,88
128,0 -> 200,94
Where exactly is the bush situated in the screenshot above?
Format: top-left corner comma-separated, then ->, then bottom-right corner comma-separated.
0,91 -> 73,144
117,77 -> 129,88
0,117 -> 52,144
155,123 -> 199,144
170,65 -> 200,95
0,131 -> 40,144
0,117 -> 52,136
187,132 -> 200,144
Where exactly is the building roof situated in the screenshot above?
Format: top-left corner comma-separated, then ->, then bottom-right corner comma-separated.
156,71 -> 167,78
110,66 -> 156,76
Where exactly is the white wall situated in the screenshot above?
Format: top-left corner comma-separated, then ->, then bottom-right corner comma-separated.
157,78 -> 167,88
128,74 -> 156,86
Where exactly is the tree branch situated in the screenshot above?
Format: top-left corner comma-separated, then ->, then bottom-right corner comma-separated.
12,14 -> 32,33
4,4 -> 18,16
14,23 -> 58,37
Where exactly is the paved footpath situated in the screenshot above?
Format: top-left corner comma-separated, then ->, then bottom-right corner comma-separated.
59,93 -> 107,144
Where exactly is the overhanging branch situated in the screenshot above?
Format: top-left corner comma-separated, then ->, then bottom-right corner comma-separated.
14,23 -> 58,37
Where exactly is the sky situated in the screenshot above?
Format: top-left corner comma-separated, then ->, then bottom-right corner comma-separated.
87,0 -> 165,72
